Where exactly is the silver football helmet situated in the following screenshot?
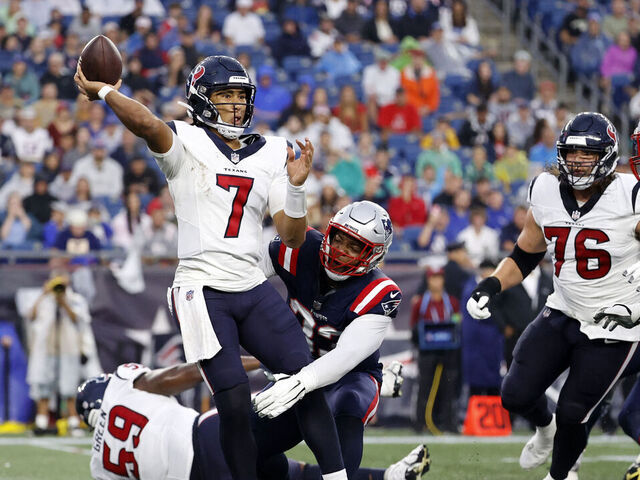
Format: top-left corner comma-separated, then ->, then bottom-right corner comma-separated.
320,201 -> 393,281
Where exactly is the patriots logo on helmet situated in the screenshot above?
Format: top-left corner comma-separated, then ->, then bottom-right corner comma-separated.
381,217 -> 393,240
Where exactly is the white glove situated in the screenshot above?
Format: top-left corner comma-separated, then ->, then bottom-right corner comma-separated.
593,303 -> 640,331
252,373 -> 307,418
465,276 -> 501,320
380,361 -> 404,398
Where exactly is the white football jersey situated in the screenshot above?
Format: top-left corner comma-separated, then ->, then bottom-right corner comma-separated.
90,364 -> 198,480
529,172 -> 640,341
151,121 -> 289,292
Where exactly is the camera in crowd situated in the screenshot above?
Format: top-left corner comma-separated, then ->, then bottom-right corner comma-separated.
46,276 -> 68,294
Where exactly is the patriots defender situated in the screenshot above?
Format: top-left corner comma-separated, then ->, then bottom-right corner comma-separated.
77,362 -> 428,480
466,112 -> 640,480
74,56 -> 346,480
251,201 -> 402,478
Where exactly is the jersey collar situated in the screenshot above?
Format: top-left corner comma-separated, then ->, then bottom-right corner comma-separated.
559,181 -> 604,221
203,128 -> 266,164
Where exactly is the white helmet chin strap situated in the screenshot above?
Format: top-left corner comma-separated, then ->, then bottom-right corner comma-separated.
324,267 -> 350,282
216,123 -> 245,140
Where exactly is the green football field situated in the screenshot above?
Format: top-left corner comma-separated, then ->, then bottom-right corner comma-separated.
0,429 -> 637,479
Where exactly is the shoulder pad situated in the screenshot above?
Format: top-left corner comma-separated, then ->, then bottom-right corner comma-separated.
115,363 -> 151,381
272,228 -> 322,276
350,277 -> 401,317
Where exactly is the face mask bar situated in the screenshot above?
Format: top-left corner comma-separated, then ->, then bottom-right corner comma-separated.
320,223 -> 378,277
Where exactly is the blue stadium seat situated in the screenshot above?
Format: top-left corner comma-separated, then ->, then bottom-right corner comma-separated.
0,51 -> 13,74
444,75 -> 471,102
282,55 -> 314,80
611,73 -> 634,108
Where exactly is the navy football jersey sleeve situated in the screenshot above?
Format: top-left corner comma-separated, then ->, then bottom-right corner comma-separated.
269,228 -> 323,278
347,275 -> 402,320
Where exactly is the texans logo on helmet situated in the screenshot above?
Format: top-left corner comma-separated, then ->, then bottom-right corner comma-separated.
189,65 -> 205,93
607,125 -> 617,143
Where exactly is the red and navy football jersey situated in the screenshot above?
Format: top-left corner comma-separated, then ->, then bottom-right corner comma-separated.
269,229 -> 402,382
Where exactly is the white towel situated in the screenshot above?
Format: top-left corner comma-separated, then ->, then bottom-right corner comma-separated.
168,286 -> 222,362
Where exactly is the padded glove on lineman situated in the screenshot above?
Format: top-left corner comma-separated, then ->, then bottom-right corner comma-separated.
465,277 -> 501,320
593,304 -> 640,331
380,360 -> 404,398
253,373 -> 307,419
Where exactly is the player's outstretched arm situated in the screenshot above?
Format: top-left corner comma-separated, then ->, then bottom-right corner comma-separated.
74,63 -> 172,154
272,139 -> 313,248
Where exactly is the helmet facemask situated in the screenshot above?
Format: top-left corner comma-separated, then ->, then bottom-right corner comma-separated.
557,145 -> 615,190
320,223 -> 385,281
189,83 -> 255,139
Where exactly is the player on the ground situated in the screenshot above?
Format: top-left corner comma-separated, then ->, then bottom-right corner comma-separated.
74,55 -> 346,480
76,362 -> 428,480
466,112 -> 640,480
252,201 -> 404,477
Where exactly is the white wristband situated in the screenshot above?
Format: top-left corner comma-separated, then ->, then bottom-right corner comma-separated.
98,85 -> 114,101
284,180 -> 307,218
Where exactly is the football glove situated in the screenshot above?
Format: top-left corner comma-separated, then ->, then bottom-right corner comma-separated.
466,277 -> 501,320
593,303 -> 640,331
380,361 -> 404,398
252,373 -> 307,419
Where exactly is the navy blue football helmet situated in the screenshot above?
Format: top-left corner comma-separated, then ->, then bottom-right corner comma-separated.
76,374 -> 111,427
185,55 -> 256,139
556,112 -> 619,190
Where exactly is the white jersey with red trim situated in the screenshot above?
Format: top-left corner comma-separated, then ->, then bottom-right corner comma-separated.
150,121 -> 290,292
528,172 -> 640,340
89,363 -> 198,480
267,229 -> 401,382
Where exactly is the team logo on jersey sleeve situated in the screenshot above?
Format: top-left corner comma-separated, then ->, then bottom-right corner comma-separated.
381,299 -> 401,315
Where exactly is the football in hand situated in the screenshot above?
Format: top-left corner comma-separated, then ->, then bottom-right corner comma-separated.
79,35 -> 123,85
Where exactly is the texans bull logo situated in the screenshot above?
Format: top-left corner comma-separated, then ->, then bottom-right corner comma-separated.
189,64 -> 205,94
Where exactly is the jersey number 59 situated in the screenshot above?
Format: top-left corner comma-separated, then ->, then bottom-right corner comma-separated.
103,405 -> 149,479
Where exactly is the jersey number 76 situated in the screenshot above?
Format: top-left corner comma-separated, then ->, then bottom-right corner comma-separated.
543,226 -> 611,279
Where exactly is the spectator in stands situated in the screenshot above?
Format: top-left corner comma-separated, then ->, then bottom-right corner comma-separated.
87,202 -> 113,248
396,0 -> 439,41
27,36 -> 49,78
307,104 -> 355,154
277,115 -> 308,148
486,189 -> 511,231
43,200 -> 66,248
332,85 -> 368,134
361,0 -> 398,44
400,47 -> 439,117
252,65 -> 292,128
470,176 -> 491,208
23,174 -> 56,225
388,174 -> 428,231
278,89 -> 311,128
458,103 -> 494,147
10,107 -> 53,164
603,0 -> 629,40
123,56 -> 153,94
68,5 -> 101,44
500,204 -> 527,252
272,18 -> 311,66
487,121 -> 508,161
137,32 -> 168,80
439,0 -> 480,57
463,144 -> 494,184
111,191 -> 150,250
0,84 -> 22,120
33,83 -> 60,129
194,4 -> 222,43
506,99 -> 534,150
456,206 -> 499,267
423,22 -> 472,78
53,208 -> 101,253
377,87 -> 421,136
49,159 -> 75,203
40,52 -> 76,100
40,151 -> 61,184
324,0 -> 348,20
62,126 -> 91,166
530,80 -> 558,128
570,12 -> 611,79
124,156 -> 160,196
141,200 -> 177,256
446,187 -> 471,238
0,158 -> 36,210
329,151 -> 365,199
334,0 -> 365,43
600,31 -> 637,92
558,0 -> 590,53
433,169 -> 463,206
421,117 -> 460,150
416,204 -> 452,253
69,177 -> 93,212
415,131 -> 462,178
99,115 -> 124,155
488,86 -> 516,126
0,192 -> 32,248
361,147 -> 399,207
362,47 -> 401,123
223,0 -> 265,47
528,120 -> 556,175
493,144 -> 529,193
4,54 -> 39,103
500,50 -> 536,102
415,161 -> 441,207
308,14 -> 339,58
315,35 -> 361,80
126,16 -> 153,56
27,272 -> 90,435
467,60 -> 497,107
69,137 -> 123,200
119,0 -> 145,35
46,101 -> 75,147
411,265 -> 461,433
13,13 -> 33,51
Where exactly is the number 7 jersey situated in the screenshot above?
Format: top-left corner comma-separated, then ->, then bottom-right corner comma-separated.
529,172 -> 640,341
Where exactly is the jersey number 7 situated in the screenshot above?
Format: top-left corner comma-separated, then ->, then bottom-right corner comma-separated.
216,174 -> 255,238
103,405 -> 149,479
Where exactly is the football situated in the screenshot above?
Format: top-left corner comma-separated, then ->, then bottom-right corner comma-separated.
79,35 -> 123,85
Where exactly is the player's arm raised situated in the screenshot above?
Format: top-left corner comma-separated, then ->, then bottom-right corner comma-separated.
467,207 -> 547,319
74,63 -> 172,154
272,139 -> 313,248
